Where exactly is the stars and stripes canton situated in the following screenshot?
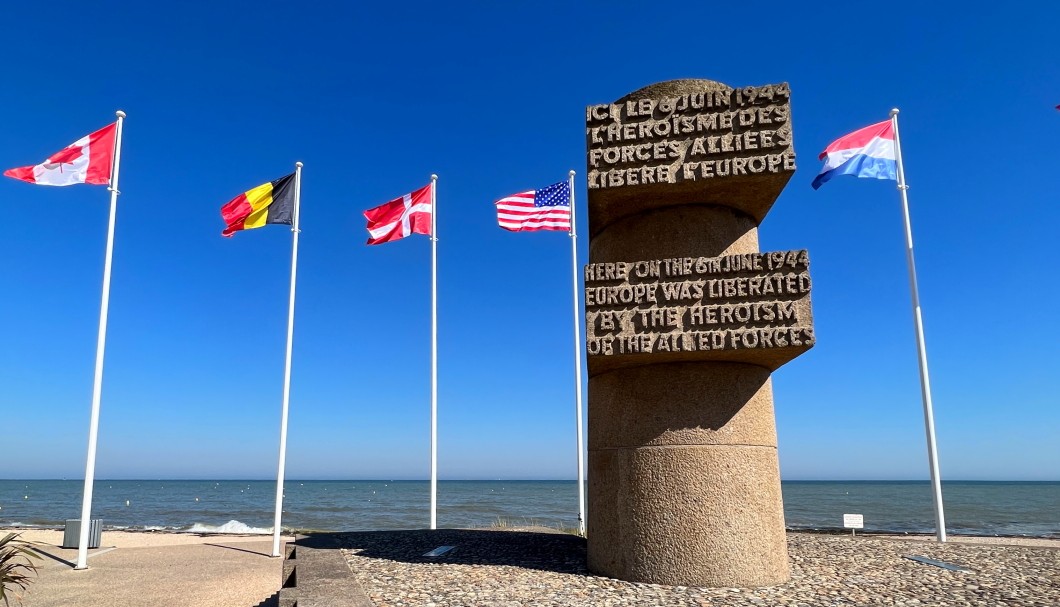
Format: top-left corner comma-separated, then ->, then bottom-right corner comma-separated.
495,180 -> 571,232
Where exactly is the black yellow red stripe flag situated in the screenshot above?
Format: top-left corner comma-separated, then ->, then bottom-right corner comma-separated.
221,173 -> 295,237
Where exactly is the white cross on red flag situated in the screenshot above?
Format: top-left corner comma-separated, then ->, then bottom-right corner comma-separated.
364,183 -> 433,245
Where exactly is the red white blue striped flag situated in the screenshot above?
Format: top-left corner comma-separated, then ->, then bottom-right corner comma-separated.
495,180 -> 571,232
812,119 -> 897,190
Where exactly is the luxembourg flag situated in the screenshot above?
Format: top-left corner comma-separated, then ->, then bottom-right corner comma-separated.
811,119 -> 897,190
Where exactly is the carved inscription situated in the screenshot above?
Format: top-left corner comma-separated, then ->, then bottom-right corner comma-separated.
586,83 -> 795,190
585,251 -> 814,358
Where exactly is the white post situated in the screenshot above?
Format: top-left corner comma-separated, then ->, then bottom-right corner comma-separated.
430,174 -> 439,530
567,170 -> 586,536
75,110 -> 125,571
890,108 -> 947,543
272,161 -> 303,557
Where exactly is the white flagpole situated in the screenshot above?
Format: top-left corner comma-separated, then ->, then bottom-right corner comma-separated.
272,161 -> 303,557
890,108 -> 946,543
430,174 -> 439,530
75,110 -> 125,571
567,170 -> 586,536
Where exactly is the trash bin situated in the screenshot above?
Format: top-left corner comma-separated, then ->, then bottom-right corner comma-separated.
62,519 -> 102,549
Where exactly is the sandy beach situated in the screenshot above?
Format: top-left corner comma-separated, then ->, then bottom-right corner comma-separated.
6,528 -> 1059,606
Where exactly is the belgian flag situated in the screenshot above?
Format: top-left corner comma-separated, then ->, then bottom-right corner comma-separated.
221,173 -> 295,237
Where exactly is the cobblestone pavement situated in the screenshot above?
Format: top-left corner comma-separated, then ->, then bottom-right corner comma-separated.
336,530 -> 1059,606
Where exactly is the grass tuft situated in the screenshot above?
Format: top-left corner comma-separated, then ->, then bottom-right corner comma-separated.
489,517 -> 583,536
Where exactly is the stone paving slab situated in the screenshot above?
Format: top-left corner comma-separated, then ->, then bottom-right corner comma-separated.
15,534 -> 287,607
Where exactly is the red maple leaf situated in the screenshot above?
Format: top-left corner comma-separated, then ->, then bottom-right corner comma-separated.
46,144 -> 83,165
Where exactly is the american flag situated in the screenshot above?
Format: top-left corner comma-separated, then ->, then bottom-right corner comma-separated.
495,180 -> 571,232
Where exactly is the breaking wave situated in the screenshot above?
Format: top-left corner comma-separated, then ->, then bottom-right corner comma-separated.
185,520 -> 271,534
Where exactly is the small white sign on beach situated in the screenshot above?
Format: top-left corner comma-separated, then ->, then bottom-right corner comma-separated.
843,513 -> 864,535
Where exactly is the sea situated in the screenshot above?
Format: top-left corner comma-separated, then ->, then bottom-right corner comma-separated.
0,480 -> 1056,538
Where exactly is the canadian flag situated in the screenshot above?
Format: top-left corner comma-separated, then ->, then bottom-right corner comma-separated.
364,183 -> 433,245
4,123 -> 117,186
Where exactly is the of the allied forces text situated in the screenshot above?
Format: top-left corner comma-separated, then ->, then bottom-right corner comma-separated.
584,250 -> 814,357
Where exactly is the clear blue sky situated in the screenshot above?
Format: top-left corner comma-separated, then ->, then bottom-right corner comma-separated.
2,1 -> 1057,481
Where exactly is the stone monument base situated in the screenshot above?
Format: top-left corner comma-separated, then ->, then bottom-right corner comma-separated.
587,362 -> 789,587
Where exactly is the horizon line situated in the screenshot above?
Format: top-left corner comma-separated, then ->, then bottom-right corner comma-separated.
3,478 -> 1058,483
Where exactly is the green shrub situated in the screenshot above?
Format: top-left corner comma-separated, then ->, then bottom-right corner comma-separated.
0,533 -> 40,607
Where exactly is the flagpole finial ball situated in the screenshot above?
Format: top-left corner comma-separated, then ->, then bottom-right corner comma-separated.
115,110 -> 126,119
431,174 -> 438,181
296,162 -> 303,168
569,170 -> 576,177
890,108 -> 900,117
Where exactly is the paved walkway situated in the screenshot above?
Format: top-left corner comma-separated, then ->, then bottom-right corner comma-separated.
16,532 -> 290,607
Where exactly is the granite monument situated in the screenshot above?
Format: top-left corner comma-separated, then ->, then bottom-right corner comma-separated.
585,79 -> 813,587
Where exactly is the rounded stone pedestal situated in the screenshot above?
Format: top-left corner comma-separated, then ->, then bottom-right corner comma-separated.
587,362 -> 789,587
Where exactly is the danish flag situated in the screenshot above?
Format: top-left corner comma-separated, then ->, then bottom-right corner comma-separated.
4,122 -> 117,186
364,183 -> 433,245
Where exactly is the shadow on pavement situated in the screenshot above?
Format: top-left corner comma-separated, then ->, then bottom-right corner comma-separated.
204,543 -> 274,558
253,591 -> 279,607
300,529 -> 588,575
30,547 -> 77,569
